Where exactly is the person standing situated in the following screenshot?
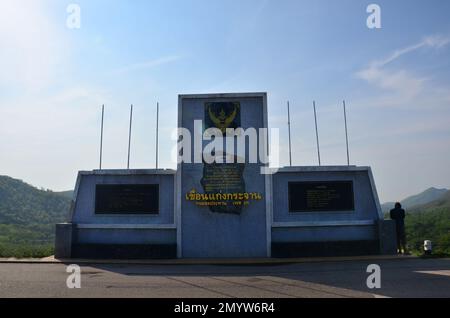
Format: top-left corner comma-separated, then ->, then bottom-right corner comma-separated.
390,202 -> 407,254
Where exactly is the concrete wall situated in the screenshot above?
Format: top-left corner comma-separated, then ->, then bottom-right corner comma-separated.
56,165 -> 389,258
271,166 -> 382,244
70,170 -> 176,246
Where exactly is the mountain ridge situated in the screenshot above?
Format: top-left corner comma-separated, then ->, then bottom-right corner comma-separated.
382,187 -> 448,212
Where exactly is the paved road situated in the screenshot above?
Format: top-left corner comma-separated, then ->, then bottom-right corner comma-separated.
0,258 -> 449,298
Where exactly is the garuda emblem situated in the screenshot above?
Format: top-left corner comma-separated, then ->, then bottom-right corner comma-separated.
205,102 -> 241,133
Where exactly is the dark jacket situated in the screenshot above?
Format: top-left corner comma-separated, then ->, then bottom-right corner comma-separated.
390,207 -> 406,229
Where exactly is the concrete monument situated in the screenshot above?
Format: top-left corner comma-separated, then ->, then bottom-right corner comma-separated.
55,92 -> 396,259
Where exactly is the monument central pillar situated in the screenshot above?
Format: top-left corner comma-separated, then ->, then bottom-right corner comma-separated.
177,93 -> 271,258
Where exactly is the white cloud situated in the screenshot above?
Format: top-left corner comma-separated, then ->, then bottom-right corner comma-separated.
356,35 -> 449,101
374,35 -> 449,68
111,55 -> 182,74
357,67 -> 426,100
0,0 -> 68,91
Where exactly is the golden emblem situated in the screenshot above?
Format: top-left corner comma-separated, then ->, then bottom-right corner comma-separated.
208,104 -> 238,133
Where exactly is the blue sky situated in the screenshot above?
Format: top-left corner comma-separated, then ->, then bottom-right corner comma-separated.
0,0 -> 450,202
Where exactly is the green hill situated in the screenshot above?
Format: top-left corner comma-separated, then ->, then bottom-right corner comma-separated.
402,187 -> 448,209
404,190 -> 450,256
382,187 -> 448,213
0,176 -> 71,257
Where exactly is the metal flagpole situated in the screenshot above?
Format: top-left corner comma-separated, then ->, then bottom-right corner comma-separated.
313,101 -> 321,166
343,100 -> 350,166
99,104 -> 104,170
287,101 -> 292,167
127,104 -> 133,169
156,102 -> 159,169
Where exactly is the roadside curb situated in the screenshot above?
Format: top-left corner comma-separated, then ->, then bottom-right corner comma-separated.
0,254 -> 418,266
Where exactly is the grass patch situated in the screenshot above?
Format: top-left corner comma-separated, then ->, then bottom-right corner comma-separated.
0,243 -> 54,258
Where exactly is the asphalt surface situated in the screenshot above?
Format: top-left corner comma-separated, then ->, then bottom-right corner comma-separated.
0,258 -> 449,298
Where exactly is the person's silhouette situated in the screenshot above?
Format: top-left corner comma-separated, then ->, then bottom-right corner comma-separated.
390,202 -> 407,254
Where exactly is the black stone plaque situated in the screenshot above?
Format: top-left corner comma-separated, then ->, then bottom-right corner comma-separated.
95,184 -> 159,214
288,181 -> 354,212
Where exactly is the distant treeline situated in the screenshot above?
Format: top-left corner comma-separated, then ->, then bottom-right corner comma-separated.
405,206 -> 450,256
0,176 -> 70,258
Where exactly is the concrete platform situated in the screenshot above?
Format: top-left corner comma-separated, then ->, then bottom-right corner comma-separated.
0,257 -> 449,298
